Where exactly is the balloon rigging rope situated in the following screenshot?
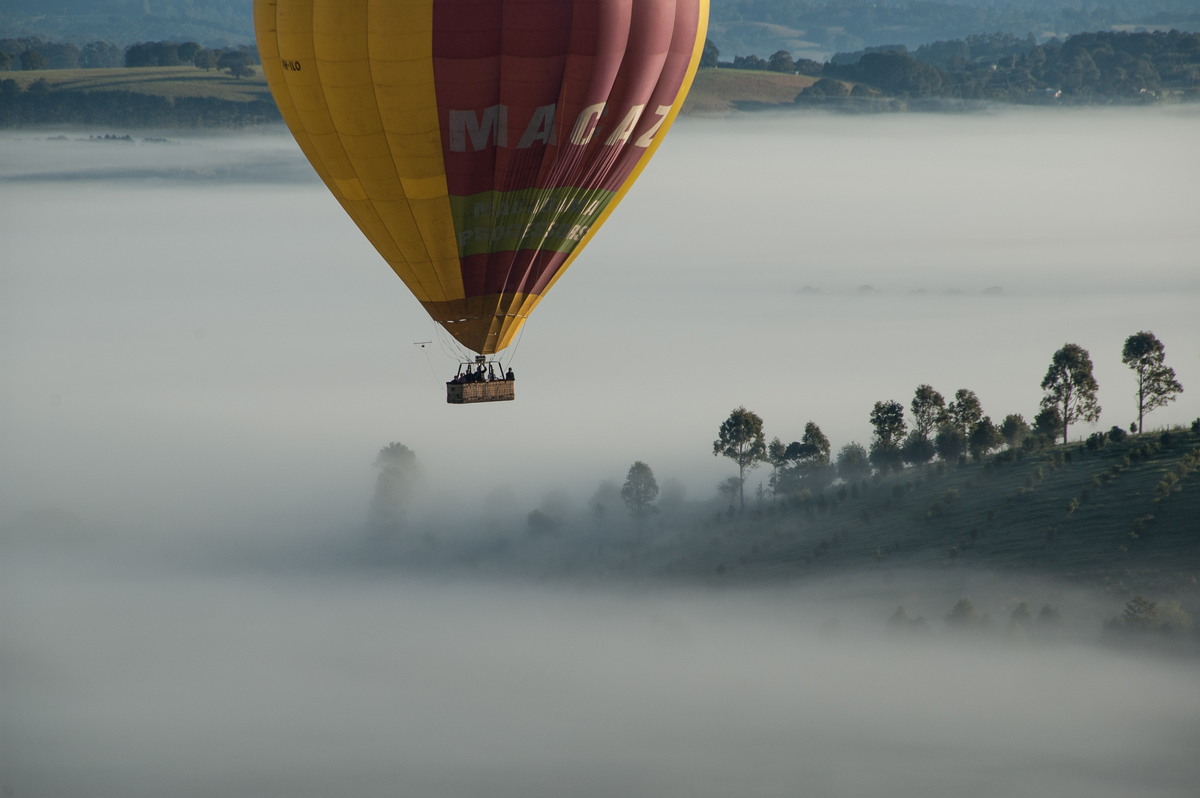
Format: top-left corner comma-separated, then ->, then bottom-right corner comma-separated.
505,319 -> 527,368
415,338 -> 443,391
433,323 -> 466,364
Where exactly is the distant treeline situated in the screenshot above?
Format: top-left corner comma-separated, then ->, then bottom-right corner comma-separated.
711,0 -> 1200,55
0,38 -> 273,128
0,36 -> 260,72
718,29 -> 1200,104
0,82 -> 279,128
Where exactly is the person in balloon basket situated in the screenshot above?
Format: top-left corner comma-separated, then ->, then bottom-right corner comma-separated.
505,367 -> 515,381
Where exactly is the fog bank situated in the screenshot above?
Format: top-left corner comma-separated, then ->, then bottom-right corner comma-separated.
3,557 -> 1199,798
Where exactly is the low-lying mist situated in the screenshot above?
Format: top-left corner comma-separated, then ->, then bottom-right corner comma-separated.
3,550 -> 1198,798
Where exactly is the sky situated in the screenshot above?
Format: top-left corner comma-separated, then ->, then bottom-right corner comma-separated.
2,106 -> 1200,797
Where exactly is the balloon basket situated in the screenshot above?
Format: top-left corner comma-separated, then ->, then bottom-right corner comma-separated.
446,356 -> 515,404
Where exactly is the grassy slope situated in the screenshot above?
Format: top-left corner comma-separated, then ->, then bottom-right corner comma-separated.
4,66 -> 272,103
682,68 -> 818,115
653,429 -> 1200,603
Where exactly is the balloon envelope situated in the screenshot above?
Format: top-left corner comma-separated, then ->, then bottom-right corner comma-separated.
254,0 -> 708,354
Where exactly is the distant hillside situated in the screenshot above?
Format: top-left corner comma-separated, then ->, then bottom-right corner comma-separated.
2,65 -> 269,103
671,429 -> 1200,593
0,1 -> 253,48
392,427 -> 1200,615
3,0 -> 1198,56
0,66 -> 279,128
706,0 -> 1200,60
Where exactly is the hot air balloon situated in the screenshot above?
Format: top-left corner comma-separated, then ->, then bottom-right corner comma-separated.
253,0 -> 708,402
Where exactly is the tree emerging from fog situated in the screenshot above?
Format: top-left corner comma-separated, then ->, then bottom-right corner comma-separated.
620,461 -> 659,520
934,422 -> 967,463
590,479 -> 621,523
368,442 -> 421,535
836,441 -> 871,482
768,421 -> 833,498
713,406 -> 766,510
1121,331 -> 1183,434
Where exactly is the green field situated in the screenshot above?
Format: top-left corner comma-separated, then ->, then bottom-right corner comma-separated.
682,68 -> 819,115
4,65 -> 272,103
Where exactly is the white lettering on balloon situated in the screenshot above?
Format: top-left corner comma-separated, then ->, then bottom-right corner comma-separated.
448,103 -> 670,152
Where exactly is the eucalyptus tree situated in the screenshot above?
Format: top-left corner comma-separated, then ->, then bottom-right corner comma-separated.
799,421 -> 836,489
901,429 -> 937,465
1032,406 -> 1063,445
869,400 -> 907,473
946,388 -> 983,436
769,422 -> 834,497
911,384 -> 947,438
968,416 -> 1003,460
902,385 -> 945,465
999,413 -> 1030,448
1040,343 -> 1101,444
1121,331 -> 1183,433
934,423 -> 966,463
713,406 -> 766,509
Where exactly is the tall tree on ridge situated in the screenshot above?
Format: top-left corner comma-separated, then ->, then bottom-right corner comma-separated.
869,400 -> 907,473
1121,331 -> 1183,434
1040,343 -> 1101,444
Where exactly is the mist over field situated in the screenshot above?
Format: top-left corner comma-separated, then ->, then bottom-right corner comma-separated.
4,557 -> 1200,798
3,108 -> 1199,795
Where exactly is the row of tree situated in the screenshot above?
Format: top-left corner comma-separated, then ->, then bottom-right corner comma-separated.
713,331 -> 1184,506
709,0 -> 1199,59
0,37 -> 260,75
818,30 -> 1200,102
0,80 -> 280,128
707,30 -> 1200,103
